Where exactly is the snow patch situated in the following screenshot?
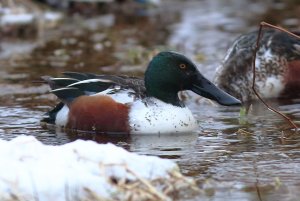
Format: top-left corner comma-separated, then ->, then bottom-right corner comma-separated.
1,13 -> 34,25
0,135 -> 180,201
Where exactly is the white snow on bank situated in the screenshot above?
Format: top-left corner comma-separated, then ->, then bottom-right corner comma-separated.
0,8 -> 62,26
0,135 -> 178,201
1,13 -> 34,25
43,11 -> 62,22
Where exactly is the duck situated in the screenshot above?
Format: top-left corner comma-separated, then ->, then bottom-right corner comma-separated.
42,51 -> 241,134
214,28 -> 300,103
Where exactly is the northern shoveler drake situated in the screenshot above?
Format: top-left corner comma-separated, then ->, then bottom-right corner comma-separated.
214,28 -> 300,103
42,51 -> 241,134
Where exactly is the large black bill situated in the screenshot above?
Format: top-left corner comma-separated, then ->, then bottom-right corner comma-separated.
191,73 -> 241,106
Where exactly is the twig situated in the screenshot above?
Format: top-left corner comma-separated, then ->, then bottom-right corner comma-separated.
124,165 -> 169,201
253,159 -> 263,201
252,22 -> 299,130
259,22 -> 300,39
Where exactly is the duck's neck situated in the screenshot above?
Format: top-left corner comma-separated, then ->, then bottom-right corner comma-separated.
145,84 -> 183,107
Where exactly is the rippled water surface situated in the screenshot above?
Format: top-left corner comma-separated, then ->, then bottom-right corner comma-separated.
1,0 -> 300,200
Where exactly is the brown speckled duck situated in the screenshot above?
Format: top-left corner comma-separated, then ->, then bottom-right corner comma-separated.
215,28 -> 300,103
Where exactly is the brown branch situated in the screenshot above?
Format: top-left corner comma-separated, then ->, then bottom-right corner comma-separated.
259,22 -> 300,39
252,21 -> 299,130
253,159 -> 263,201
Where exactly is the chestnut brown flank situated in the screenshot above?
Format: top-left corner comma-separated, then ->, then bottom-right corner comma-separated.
282,60 -> 300,97
66,95 -> 130,133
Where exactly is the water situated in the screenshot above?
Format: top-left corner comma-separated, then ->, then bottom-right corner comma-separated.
0,0 -> 300,200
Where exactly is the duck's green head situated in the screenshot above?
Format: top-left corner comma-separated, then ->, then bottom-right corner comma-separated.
145,51 -> 241,107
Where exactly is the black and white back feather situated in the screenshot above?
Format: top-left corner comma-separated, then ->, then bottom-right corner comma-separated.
42,72 -> 146,124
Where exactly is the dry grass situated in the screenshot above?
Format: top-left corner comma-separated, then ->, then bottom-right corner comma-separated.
1,162 -> 199,201
110,167 -> 199,201
84,163 -> 200,201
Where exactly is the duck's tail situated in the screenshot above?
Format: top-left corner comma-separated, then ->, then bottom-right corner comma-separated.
41,102 -> 65,124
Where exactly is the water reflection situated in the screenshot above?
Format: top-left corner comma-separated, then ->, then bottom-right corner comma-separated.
71,131 -> 199,160
185,100 -> 300,200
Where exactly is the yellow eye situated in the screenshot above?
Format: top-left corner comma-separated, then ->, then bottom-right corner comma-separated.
179,63 -> 186,69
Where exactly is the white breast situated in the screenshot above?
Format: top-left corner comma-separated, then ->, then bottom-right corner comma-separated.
129,98 -> 197,134
255,48 -> 285,98
256,76 -> 284,98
